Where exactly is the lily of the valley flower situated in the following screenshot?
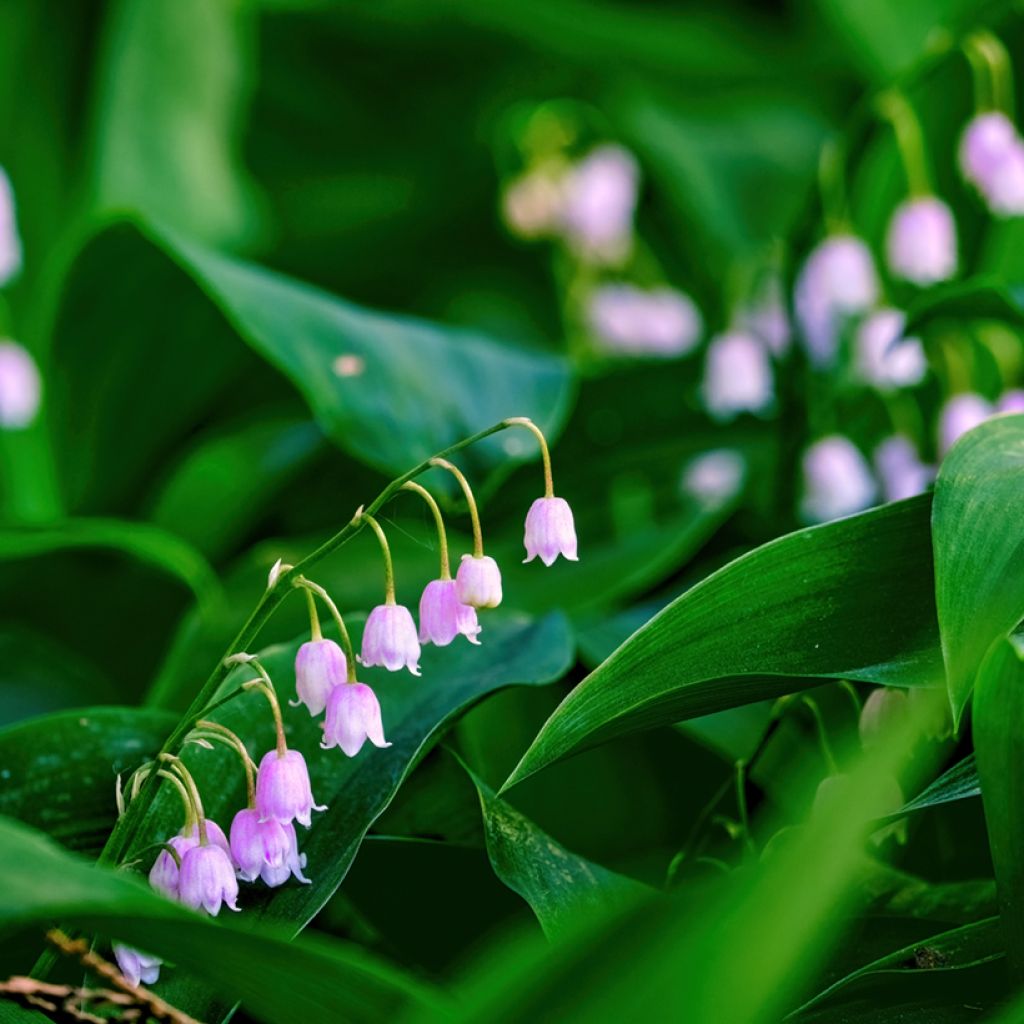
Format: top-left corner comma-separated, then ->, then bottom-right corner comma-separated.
149,820 -> 231,899
255,747 -> 325,828
293,637 -> 346,716
113,944 -> 162,988
322,681 -> 391,757
855,309 -> 927,390
230,807 -> 310,887
178,841 -> 240,915
0,341 -> 41,429
885,196 -> 958,285
701,330 -> 774,421
801,436 -> 877,524
420,577 -> 481,646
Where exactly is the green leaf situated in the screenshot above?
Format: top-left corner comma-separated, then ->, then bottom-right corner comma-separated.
90,0 -> 263,246
791,917 -> 1004,1017
932,414 -> 1024,723
904,277 -> 1024,335
134,613 -> 574,1019
0,706 -> 177,856
0,518 -> 222,614
460,757 -> 648,939
50,221 -> 573,510
505,496 -> 942,789
894,754 -> 979,817
973,635 -> 1024,979
0,815 -> 445,1024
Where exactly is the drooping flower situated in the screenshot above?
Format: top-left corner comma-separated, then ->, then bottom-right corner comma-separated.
854,309 -> 927,390
230,807 -> 311,887
885,197 -> 957,285
586,284 -> 702,357
701,331 -> 774,421
800,436 -> 877,523
938,392 -> 992,455
523,496 -> 578,566
682,450 -> 746,506
292,638 -> 346,716
455,554 -> 503,608
998,389 -> 1024,414
255,748 -> 326,827
360,602 -> 421,674
874,436 -> 933,503
0,341 -> 41,429
321,681 -> 391,757
0,169 -> 22,286
418,578 -> 481,646
149,820 -> 232,899
959,111 -> 1023,213
984,142 -> 1024,216
858,686 -> 911,749
794,235 -> 879,367
113,944 -> 161,988
177,841 -> 240,915
559,145 -> 639,262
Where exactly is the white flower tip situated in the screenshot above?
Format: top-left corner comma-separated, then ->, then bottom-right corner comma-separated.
409,666 -> 422,677
224,652 -> 256,666
267,558 -> 283,588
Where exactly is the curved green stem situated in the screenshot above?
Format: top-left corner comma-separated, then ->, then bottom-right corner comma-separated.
965,31 -> 1014,117
159,755 -> 207,845
195,720 -> 257,808
361,514 -> 396,603
430,458 -> 484,557
294,577 -> 357,681
877,90 -> 932,197
303,586 -> 322,641
243,667 -> 287,758
504,417 -> 554,497
402,480 -> 450,579
100,417 -> 517,867
818,137 -> 850,236
801,697 -> 839,776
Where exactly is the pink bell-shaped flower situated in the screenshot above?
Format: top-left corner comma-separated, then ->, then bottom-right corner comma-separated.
523,497 -> 578,566
874,436 -> 933,503
560,145 -> 639,262
113,944 -> 161,988
938,393 -> 992,455
701,331 -> 774,421
255,748 -> 326,828
149,820 -> 232,899
854,309 -> 927,391
321,681 -> 392,757
800,436 -> 877,524
360,603 -> 421,674
960,112 -> 1019,191
885,197 -> 957,285
0,341 -> 41,429
419,578 -> 481,646
230,807 -> 311,887
177,841 -> 240,915
455,554 -> 503,608
292,638 -> 346,716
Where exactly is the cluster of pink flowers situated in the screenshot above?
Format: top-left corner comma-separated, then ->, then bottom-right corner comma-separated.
113,418 -> 577,989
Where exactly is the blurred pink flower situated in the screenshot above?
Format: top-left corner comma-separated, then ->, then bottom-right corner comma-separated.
801,436 -> 877,523
0,341 -> 41,429
701,331 -> 774,421
854,309 -> 927,390
560,145 -> 638,262
587,284 -> 702,357
886,197 -> 957,285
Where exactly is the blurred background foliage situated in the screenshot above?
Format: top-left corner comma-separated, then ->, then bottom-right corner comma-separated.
1,0 -> 1023,1022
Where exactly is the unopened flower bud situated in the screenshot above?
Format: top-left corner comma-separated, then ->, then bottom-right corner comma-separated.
293,638 -> 346,716
455,554 -> 503,608
702,331 -> 774,421
321,681 -> 391,757
523,496 -> 578,566
0,341 -> 41,429
858,686 -> 910,748
502,169 -> 565,238
886,197 -> 957,285
113,944 -> 161,988
360,603 -> 421,674
177,842 -> 240,915
230,807 -> 311,887
938,393 -> 992,455
855,309 -> 927,390
255,748 -> 326,828
801,436 -> 877,523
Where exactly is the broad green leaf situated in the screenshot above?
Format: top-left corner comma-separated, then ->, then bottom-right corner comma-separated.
894,754 -> 979,817
50,221 -> 573,511
0,518 -> 222,613
905,277 -> 1024,335
149,413 -> 326,560
91,0 -> 262,246
0,816 -> 445,1024
409,716 -> 921,1024
791,917 -> 1003,1017
461,758 -> 648,940
132,613 -> 574,1019
973,635 -> 1024,979
505,497 -> 942,789
0,706 -> 176,856
932,414 -> 1024,723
